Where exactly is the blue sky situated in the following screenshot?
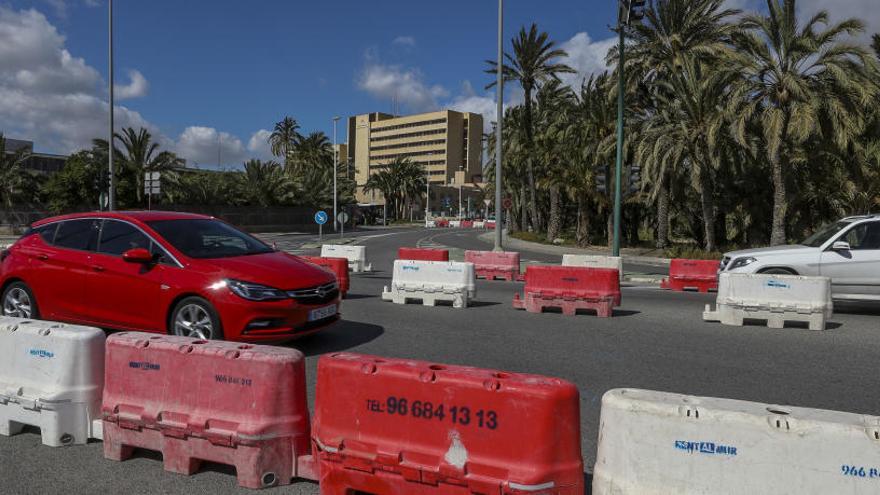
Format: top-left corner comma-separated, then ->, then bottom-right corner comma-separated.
1,0 -> 876,166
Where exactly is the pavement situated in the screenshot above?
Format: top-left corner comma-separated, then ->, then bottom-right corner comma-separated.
2,226 -> 879,494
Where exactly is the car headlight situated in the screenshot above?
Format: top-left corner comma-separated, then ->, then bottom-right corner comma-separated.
729,257 -> 757,270
226,279 -> 287,301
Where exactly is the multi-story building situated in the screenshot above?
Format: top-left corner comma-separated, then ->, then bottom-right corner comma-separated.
3,139 -> 68,174
347,110 -> 483,205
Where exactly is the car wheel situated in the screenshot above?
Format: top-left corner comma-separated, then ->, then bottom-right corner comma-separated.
170,297 -> 224,340
2,282 -> 39,319
760,268 -> 797,275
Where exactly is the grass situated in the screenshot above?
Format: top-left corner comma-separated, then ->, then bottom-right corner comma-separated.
664,245 -> 725,260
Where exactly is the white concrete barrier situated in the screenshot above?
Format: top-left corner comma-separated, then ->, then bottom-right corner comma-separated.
425,221 -> 437,228
449,220 -> 462,228
473,221 -> 485,229
562,254 -> 623,280
594,388 -> 880,495
703,273 -> 832,330
321,244 -> 372,273
0,317 -> 105,446
381,260 -> 476,308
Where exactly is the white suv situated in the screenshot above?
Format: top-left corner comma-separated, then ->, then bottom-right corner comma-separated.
720,215 -> 880,301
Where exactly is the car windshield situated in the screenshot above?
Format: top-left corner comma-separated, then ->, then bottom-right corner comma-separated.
800,220 -> 852,248
147,219 -> 273,259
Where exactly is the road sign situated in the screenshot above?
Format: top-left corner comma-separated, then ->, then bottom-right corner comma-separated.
337,212 -> 350,224
483,199 -> 492,207
315,211 -> 328,225
502,197 -> 513,210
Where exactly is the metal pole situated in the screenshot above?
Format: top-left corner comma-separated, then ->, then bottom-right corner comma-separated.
459,181 -> 463,220
612,25 -> 625,257
333,116 -> 340,232
108,0 -> 115,211
425,171 -> 430,227
494,0 -> 504,251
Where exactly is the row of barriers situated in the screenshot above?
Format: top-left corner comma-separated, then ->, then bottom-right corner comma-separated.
427,220 -> 496,230
313,243 -> 831,329
3,316 -> 874,493
0,316 -> 584,492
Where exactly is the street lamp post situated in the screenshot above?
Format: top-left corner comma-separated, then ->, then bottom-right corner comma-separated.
613,0 -> 645,257
333,116 -> 340,232
425,168 -> 430,227
494,0 -> 504,251
108,0 -> 115,211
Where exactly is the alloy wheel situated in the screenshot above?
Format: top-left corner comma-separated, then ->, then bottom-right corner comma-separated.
173,304 -> 214,339
3,288 -> 33,318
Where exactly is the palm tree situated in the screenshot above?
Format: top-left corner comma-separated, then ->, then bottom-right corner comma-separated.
268,116 -> 302,170
729,0 -> 873,245
363,157 -> 425,220
873,34 -> 880,59
239,159 -> 290,207
487,23 -> 574,232
111,127 -> 184,205
289,131 -> 332,177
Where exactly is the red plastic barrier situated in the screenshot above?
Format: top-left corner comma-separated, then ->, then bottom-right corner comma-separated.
398,247 -> 450,262
513,265 -> 620,317
660,259 -> 719,293
460,220 -> 474,229
312,353 -> 583,494
101,333 -> 315,488
435,219 -> 450,228
485,220 -> 496,230
301,256 -> 350,296
465,250 -> 521,281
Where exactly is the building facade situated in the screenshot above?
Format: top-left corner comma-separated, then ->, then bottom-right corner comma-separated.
347,110 -> 483,205
3,138 -> 67,174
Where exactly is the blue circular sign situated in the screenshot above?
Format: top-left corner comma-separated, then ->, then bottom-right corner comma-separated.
314,211 -> 328,225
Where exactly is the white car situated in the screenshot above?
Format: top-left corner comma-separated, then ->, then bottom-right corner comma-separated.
720,215 -> 880,301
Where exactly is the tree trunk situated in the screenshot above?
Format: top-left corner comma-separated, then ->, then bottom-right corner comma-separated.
523,88 -> 540,232
656,174 -> 669,249
520,184 -> 529,232
699,168 -> 716,252
576,196 -> 590,247
770,155 -> 787,246
607,213 -> 614,248
546,184 -> 561,242
508,189 -> 520,232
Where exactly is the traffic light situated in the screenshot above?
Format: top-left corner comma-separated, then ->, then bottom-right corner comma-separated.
595,165 -> 608,194
619,0 -> 647,27
628,165 -> 641,195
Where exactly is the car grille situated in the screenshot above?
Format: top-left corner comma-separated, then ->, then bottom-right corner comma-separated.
287,282 -> 339,305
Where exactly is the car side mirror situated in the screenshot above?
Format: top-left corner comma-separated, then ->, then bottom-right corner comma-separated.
122,248 -> 154,264
831,241 -> 851,251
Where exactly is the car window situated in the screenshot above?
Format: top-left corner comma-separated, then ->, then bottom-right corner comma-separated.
98,220 -> 151,256
147,219 -> 273,259
54,219 -> 99,251
26,223 -> 58,244
843,222 -> 880,250
802,220 -> 851,247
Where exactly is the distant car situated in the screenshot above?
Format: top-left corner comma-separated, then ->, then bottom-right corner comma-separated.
0,211 -> 340,341
720,214 -> 880,301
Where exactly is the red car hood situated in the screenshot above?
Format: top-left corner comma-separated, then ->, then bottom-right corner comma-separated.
203,251 -> 335,290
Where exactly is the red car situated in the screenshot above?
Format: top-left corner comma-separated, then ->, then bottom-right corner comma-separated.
0,211 -> 340,342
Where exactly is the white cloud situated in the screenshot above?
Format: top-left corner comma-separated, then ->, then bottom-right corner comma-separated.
0,6 -> 262,168
392,35 -> 416,48
358,61 -> 449,113
0,7 -> 156,152
174,126 -> 247,168
558,32 -> 617,88
114,69 -> 149,100
247,129 -> 274,161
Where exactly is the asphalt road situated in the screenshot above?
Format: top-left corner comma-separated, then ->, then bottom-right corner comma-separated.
3,227 -> 879,494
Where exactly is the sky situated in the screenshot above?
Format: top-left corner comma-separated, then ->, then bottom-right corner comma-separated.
1,0 -> 877,168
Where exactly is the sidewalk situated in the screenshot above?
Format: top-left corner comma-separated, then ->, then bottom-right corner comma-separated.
478,231 -> 671,267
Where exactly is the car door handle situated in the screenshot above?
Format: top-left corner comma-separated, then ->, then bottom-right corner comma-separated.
36,254 -> 49,261
92,265 -> 105,272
